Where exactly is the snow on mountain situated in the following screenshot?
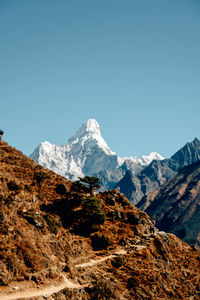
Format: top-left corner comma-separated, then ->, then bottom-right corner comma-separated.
30,142 -> 69,177
122,152 -> 164,167
30,119 -> 164,180
30,119 -> 118,180
140,152 -> 164,165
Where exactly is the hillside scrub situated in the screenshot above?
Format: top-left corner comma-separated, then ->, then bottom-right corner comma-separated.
0,141 -> 200,299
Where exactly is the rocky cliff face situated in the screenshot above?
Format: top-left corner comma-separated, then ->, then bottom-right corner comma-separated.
116,138 -> 200,204
170,138 -> 200,167
30,119 -> 163,186
95,159 -> 145,190
0,140 -> 200,299
138,160 -> 200,249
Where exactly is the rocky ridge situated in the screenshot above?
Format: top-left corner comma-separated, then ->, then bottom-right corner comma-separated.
137,160 -> 200,249
0,140 -> 200,299
116,138 -> 200,204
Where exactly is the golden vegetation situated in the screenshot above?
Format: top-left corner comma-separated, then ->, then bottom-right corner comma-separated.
0,141 -> 199,299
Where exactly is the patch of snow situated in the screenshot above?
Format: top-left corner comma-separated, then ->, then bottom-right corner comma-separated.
141,152 -> 164,165
119,152 -> 164,167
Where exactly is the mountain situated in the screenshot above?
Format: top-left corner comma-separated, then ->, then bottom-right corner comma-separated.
30,119 -> 163,185
116,138 -> 200,204
30,119 -> 118,180
138,160 -> 200,249
0,140 -> 200,299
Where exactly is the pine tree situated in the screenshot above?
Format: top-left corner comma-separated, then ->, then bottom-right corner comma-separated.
78,176 -> 100,194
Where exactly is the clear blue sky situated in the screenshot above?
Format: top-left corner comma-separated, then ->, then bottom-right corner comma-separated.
0,0 -> 200,158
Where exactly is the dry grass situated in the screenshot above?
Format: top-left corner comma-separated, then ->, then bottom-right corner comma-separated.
0,141 -> 200,299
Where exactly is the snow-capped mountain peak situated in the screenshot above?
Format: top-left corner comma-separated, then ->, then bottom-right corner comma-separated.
68,119 -> 115,156
30,119 -> 164,182
83,119 -> 101,134
68,119 -> 101,143
119,152 -> 164,167
30,119 -> 118,179
140,152 -> 164,165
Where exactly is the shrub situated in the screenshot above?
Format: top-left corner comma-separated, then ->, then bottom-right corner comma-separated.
82,197 -> 106,225
0,195 -> 5,204
0,212 -> 4,223
105,197 -> 115,206
111,256 -> 125,268
73,220 -> 101,236
70,180 -> 83,192
24,184 -> 32,193
72,197 -> 106,235
0,277 -> 7,286
7,181 -> 20,191
37,194 -> 44,202
127,275 -> 139,290
34,172 -> 50,184
107,211 -> 123,221
86,279 -> 117,299
2,195 -> 14,207
126,212 -> 140,225
55,183 -> 68,195
85,208 -> 106,225
0,212 -> 8,234
82,196 -> 100,209
91,233 -> 110,250
0,225 -> 8,235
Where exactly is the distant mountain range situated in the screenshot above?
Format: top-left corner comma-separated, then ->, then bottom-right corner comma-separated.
116,138 -> 200,204
30,119 -> 163,184
137,160 -> 200,249
30,119 -> 200,207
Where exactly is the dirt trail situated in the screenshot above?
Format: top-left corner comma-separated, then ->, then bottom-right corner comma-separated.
0,249 -> 126,300
0,277 -> 84,300
75,249 -> 126,268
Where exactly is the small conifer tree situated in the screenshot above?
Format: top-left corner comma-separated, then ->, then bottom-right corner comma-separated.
78,176 -> 100,194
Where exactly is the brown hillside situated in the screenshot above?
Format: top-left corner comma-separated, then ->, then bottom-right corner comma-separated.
0,141 -> 200,300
